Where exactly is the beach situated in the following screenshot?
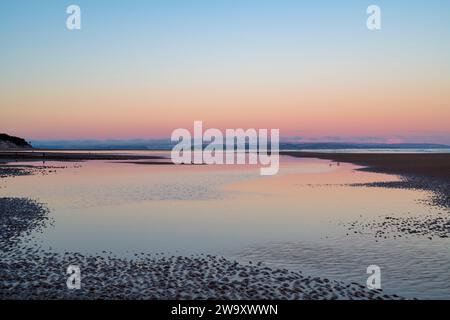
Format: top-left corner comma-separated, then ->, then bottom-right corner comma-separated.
283,151 -> 450,210
0,194 -> 400,300
1,151 -> 450,299
282,152 -> 450,240
281,152 -> 450,181
0,150 -> 167,162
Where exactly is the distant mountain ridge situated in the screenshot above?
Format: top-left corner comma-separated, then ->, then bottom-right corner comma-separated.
279,142 -> 450,150
0,133 -> 32,149
30,139 -> 450,150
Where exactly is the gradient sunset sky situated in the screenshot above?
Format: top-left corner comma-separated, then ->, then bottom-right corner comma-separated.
1,0 -> 449,143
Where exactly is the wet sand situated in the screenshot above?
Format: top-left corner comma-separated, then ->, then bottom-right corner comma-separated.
1,251 -> 403,300
0,150 -> 168,162
0,198 -> 51,251
283,152 -> 450,208
281,152 -> 450,182
0,198 -> 402,300
282,152 -> 450,239
3,151 -> 449,299
0,163 -> 403,300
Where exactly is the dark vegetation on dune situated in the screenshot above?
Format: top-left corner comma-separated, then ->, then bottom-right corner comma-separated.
0,133 -> 32,149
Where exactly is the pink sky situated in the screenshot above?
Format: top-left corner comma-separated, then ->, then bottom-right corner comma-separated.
1,2 -> 450,144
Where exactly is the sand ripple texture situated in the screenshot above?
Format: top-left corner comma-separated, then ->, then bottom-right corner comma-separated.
0,196 -> 403,300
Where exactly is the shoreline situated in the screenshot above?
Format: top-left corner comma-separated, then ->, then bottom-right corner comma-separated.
0,197 -> 404,300
280,151 -> 450,182
0,195 -> 403,299
1,150 -> 449,298
0,154 -> 405,300
282,151 -> 450,209
0,150 -> 168,162
281,152 -> 450,239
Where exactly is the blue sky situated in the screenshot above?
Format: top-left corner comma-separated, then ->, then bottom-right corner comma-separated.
1,1 -> 449,143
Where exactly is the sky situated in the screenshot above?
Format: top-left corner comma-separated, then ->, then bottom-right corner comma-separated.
1,0 -> 450,144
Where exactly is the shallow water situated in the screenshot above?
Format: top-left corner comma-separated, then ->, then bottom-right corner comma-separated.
1,152 -> 449,299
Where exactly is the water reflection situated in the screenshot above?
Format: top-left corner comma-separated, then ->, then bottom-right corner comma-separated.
1,154 -> 449,298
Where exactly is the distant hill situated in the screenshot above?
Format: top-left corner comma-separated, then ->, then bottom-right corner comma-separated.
279,142 -> 450,150
0,134 -> 32,149
29,139 -> 449,151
